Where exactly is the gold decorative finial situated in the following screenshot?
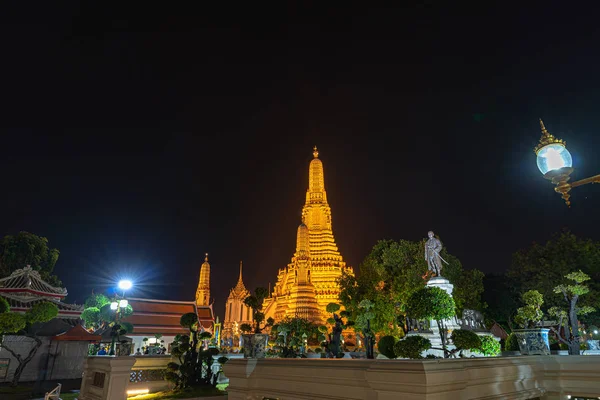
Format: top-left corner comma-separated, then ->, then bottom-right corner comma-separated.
313,146 -> 319,158
239,261 -> 243,281
205,253 -> 208,262
534,119 -> 566,154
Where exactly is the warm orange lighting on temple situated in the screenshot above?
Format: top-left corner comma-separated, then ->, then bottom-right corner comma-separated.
262,146 -> 354,324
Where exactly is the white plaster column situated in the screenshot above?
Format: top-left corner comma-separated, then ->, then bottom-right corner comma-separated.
79,356 -> 136,400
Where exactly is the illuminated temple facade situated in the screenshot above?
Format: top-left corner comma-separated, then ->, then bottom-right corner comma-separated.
262,147 -> 354,324
222,262 -> 253,346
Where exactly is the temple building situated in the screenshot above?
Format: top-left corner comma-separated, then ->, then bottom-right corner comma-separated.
196,253 -> 211,306
262,147 -> 354,324
121,252 -> 215,354
222,261 -> 252,346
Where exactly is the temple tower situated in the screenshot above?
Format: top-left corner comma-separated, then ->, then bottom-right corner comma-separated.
195,253 -> 211,307
223,261 -> 252,346
263,147 -> 354,324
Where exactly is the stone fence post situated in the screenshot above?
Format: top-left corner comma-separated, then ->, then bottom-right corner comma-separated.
79,356 -> 136,400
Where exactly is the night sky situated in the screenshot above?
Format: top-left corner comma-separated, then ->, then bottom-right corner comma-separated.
2,3 -> 600,321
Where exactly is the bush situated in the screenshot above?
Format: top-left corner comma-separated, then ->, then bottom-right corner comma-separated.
377,335 -> 397,359
451,329 -> 481,352
474,335 -> 500,356
505,333 -> 519,351
314,347 -> 322,353
394,335 -> 431,359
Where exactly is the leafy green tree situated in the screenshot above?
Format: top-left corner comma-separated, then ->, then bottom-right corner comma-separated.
339,239 -> 485,338
548,271 -> 596,355
514,290 -> 544,329
507,231 -> 600,318
483,274 -> 518,330
0,301 -> 59,386
272,317 -> 323,358
243,287 -> 274,334
80,293 -> 133,332
449,329 -> 481,358
0,232 -> 61,286
394,335 -> 431,359
405,286 -> 456,358
377,335 -> 397,358
473,335 -> 501,356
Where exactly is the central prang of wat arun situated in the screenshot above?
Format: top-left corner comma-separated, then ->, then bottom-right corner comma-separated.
262,147 -> 355,325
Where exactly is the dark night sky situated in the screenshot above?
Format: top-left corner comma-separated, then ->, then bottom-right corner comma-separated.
1,3 -> 600,320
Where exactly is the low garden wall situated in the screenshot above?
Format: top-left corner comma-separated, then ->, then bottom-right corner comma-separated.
224,355 -> 600,400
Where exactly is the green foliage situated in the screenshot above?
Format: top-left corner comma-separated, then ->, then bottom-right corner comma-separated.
0,313 -> 26,334
240,323 -> 252,333
406,287 -> 456,321
505,333 -> 519,351
443,256 -> 486,316
0,297 -> 10,314
326,303 -> 341,313
377,335 -> 397,359
450,329 -> 481,352
514,290 -> 544,328
394,335 -> 431,359
180,313 -> 198,329
0,232 -> 62,285
26,302 -> 58,324
84,294 -> 110,309
243,287 -> 272,333
474,335 -> 501,356
81,307 -> 100,327
482,274 -> 518,330
507,231 -> 600,322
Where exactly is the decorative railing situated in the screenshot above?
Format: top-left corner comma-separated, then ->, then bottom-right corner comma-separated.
130,368 -> 166,383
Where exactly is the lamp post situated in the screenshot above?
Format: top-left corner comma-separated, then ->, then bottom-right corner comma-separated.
535,119 -> 600,206
108,280 -> 133,355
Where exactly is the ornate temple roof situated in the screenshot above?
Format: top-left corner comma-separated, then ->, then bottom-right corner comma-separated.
228,261 -> 249,300
122,298 -> 214,335
0,266 -> 68,298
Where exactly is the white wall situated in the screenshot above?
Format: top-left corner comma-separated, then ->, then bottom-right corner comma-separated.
224,355 -> 600,400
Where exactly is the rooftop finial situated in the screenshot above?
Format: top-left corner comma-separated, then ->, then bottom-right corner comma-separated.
540,118 -> 548,135
239,261 -> 243,281
313,145 -> 319,158
205,253 -> 208,262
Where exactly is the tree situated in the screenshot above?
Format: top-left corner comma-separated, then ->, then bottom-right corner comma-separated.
338,239 -> 485,337
405,286 -> 456,358
243,287 -> 274,334
483,274 -> 518,330
80,293 -> 133,332
507,231 -> 600,316
0,232 -> 61,286
548,271 -> 596,355
514,290 -> 544,329
0,301 -> 59,386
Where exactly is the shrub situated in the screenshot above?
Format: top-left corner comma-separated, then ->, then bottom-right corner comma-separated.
451,329 -> 481,352
505,333 -> 519,351
377,335 -> 397,359
314,347 -> 322,353
474,335 -> 500,356
394,335 -> 431,359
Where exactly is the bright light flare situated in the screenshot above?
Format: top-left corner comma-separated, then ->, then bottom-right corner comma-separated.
536,143 -> 572,175
118,279 -> 133,291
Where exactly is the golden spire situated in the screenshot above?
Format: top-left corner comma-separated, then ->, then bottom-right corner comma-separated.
313,145 -> 319,158
534,119 -> 566,154
238,261 -> 243,282
196,252 -> 211,306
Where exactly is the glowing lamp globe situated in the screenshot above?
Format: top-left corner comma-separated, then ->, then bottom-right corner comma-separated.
119,299 -> 128,308
118,280 -> 133,291
110,302 -> 118,310
536,143 -> 572,175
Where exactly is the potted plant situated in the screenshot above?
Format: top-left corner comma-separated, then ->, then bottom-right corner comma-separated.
242,287 -> 274,358
513,290 -> 549,355
501,332 -> 520,356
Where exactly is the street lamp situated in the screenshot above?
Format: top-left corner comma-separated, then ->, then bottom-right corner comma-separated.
535,119 -> 600,206
109,280 -> 133,355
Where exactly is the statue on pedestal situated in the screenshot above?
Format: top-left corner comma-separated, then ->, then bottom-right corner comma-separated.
424,231 -> 447,277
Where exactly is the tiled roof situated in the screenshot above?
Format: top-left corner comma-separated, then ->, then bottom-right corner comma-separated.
122,298 -> 214,335
0,292 -> 83,319
0,266 -> 67,297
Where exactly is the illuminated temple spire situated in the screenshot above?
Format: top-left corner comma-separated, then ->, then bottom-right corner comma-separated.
263,146 -> 353,324
196,253 -> 210,306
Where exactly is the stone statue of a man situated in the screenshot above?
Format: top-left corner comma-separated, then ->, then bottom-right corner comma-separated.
425,231 -> 445,277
